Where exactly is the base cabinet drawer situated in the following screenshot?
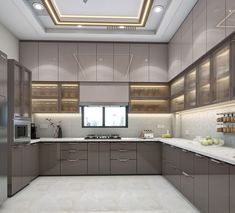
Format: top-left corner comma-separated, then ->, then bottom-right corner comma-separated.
181,172 -> 194,204
61,160 -> 87,175
111,143 -> 136,150
111,159 -> 136,175
111,150 -> 136,160
60,143 -> 88,151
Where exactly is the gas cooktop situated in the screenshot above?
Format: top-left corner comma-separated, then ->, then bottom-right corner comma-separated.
84,134 -> 121,140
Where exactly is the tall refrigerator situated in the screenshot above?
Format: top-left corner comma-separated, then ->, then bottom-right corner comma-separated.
0,50 -> 7,205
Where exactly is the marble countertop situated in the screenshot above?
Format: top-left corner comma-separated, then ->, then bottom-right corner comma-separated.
30,137 -> 235,166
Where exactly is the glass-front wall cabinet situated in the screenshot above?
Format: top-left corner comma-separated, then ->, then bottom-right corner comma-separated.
171,95 -> 184,112
185,68 -> 197,109
171,76 -> 184,97
197,59 -> 211,106
129,84 -> 169,113
213,45 -> 230,102
14,64 -> 22,118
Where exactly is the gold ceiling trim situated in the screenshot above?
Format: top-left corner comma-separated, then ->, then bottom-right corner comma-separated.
42,0 -> 153,27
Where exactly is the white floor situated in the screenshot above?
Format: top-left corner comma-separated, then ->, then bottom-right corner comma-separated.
0,176 -> 200,213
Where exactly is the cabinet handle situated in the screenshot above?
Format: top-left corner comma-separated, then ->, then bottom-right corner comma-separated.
119,149 -> 128,152
69,150 -> 77,153
210,159 -> 222,164
182,171 -> 190,177
68,143 -> 77,145
170,145 -> 174,148
119,159 -> 129,162
195,153 -> 203,158
182,149 -> 188,153
67,159 -> 78,162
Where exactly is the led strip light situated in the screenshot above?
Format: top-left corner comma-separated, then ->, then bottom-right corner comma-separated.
42,0 -> 153,27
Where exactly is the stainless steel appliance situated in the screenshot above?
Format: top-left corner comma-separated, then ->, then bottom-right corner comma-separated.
14,120 -> 31,143
0,51 -> 7,205
85,134 -> 121,140
31,123 -> 39,139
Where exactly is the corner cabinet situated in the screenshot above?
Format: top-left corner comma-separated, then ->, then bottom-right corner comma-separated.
32,82 -> 79,113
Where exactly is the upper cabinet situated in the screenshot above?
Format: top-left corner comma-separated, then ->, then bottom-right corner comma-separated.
97,43 -> 114,81
226,0 -> 235,36
78,43 -> 97,81
185,68 -> 197,109
39,42 -> 59,81
113,43 -> 130,82
19,42 -> 39,81
193,0 -> 207,61
130,44 -> 149,82
181,12 -> 193,71
206,0 -> 226,51
149,44 -> 168,82
58,43 -> 78,81
170,76 -> 185,97
212,44 -> 230,102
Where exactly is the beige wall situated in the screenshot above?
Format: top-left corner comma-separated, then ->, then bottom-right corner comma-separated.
0,23 -> 19,60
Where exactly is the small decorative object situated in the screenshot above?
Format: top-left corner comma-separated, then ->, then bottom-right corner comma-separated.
83,0 -> 88,3
194,135 -> 224,146
46,118 -> 62,138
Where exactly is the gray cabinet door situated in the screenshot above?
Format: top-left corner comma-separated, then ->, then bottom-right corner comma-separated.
39,42 -> 58,81
130,44 -> 149,82
19,42 -> 39,81
78,43 -> 97,81
114,43 -> 130,82
22,144 -> 31,187
230,165 -> 235,213
209,159 -> 229,213
194,153 -> 209,213
149,44 -> 168,82
58,43 -> 78,81
206,0 -> 226,51
111,160 -> 136,175
39,143 -> 60,175
11,145 -> 22,195
181,12 -> 193,70
88,143 -> 99,174
97,43 -> 113,81
192,0 -> 207,61
137,142 -> 162,174
99,143 -> 110,175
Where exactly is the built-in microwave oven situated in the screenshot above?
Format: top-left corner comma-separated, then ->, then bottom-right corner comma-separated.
14,120 -> 31,143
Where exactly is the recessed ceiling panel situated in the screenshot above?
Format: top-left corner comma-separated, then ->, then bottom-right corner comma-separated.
43,0 -> 153,26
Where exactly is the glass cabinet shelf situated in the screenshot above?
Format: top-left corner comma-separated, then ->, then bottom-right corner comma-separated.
130,84 -> 169,99
32,99 -> 58,113
171,76 -> 184,97
130,100 -> 169,113
32,83 -> 58,99
61,99 -> 79,113
171,95 -> 185,112
61,84 -> 79,99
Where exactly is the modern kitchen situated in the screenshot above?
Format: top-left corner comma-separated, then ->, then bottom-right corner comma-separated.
0,0 -> 235,212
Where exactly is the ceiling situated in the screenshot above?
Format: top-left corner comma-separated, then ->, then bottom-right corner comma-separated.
0,0 -> 198,42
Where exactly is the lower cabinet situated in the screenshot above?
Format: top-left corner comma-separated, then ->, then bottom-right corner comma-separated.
193,153 -> 209,213
60,143 -> 88,175
209,159 -> 230,213
99,143 -> 110,175
230,165 -> 235,213
111,143 -> 137,175
88,143 -> 99,175
137,142 -> 162,174
39,143 -> 61,175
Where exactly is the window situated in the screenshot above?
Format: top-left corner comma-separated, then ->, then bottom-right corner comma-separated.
81,106 -> 128,128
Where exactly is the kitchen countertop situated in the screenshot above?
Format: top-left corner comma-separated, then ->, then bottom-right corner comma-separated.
30,137 -> 235,166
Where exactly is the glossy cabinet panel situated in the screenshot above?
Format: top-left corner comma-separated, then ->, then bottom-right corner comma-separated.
206,0 -> 226,51
181,12 -> 193,70
39,143 -> 61,175
13,64 -> 22,118
88,143 -> 99,174
113,43 -> 130,81
130,44 -> 149,82
39,42 -> 58,81
197,59 -> 211,106
209,159 -> 229,213
193,0 -> 207,61
99,143 -> 110,175
97,43 -> 114,81
137,142 -> 162,174
22,144 -> 31,187
171,95 -> 184,112
149,44 -> 168,82
185,69 -> 197,109
78,43 -> 96,81
58,43 -> 78,81
19,42 -> 39,81
230,165 -> 235,213
212,45 -> 230,102
171,76 -> 184,97
22,69 -> 31,118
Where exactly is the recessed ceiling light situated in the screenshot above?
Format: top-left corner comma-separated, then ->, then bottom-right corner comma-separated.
33,2 -> 44,10
119,26 -> 125,29
77,25 -> 83,28
153,5 -> 164,13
